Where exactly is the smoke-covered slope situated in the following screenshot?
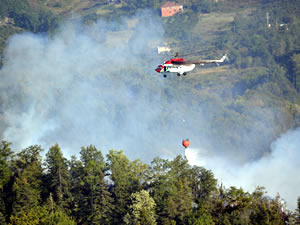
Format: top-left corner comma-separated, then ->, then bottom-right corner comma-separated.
0,4 -> 299,210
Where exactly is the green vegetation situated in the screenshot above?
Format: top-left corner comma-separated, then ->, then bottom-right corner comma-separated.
0,0 -> 299,223
158,0 -> 300,157
0,141 -> 297,224
0,0 -> 60,32
0,0 -> 60,65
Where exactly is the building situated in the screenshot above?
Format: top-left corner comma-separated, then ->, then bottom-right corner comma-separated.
161,2 -> 183,17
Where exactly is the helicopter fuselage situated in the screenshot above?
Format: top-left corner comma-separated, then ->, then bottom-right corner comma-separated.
155,58 -> 195,76
155,54 -> 227,77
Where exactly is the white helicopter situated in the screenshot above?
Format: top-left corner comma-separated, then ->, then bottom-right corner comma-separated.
155,52 -> 227,77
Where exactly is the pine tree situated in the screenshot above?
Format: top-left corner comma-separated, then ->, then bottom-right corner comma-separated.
295,197 -> 300,224
123,190 -> 157,225
107,150 -> 147,224
167,179 -> 193,225
190,166 -> 217,206
9,194 -> 76,225
76,145 -> 113,224
0,141 -> 13,224
41,193 -> 76,225
11,145 -> 43,216
9,207 -> 44,225
148,155 -> 194,225
167,155 -> 193,225
290,47 -> 300,90
251,192 -> 285,225
147,157 -> 172,224
189,205 -> 215,225
0,141 -> 13,191
44,144 -> 71,208
68,155 -> 83,222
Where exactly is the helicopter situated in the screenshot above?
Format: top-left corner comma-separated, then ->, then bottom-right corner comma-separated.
155,52 -> 227,77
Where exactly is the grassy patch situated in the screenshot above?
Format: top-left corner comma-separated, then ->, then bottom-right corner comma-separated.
96,7 -> 113,16
191,7 -> 255,41
192,12 -> 234,40
105,30 -> 133,46
43,0 -> 95,16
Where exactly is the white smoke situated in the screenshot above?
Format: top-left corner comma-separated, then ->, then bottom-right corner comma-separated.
1,9 -> 299,209
0,11 -> 179,159
185,127 -> 300,210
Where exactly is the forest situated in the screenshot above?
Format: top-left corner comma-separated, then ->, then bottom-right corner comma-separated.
0,0 -> 300,224
1,141 -> 300,225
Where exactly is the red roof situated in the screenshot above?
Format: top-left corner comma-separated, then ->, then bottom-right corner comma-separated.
161,2 -> 182,8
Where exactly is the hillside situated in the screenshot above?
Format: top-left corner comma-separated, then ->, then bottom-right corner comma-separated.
0,0 -> 299,166
0,0 -> 300,223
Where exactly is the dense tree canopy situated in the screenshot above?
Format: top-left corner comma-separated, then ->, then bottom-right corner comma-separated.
0,142 -> 293,224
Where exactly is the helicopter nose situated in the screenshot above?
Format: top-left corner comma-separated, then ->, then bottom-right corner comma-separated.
155,65 -> 162,73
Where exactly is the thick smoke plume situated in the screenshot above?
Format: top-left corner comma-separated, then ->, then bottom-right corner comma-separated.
0,11 -> 173,159
186,128 -> 300,210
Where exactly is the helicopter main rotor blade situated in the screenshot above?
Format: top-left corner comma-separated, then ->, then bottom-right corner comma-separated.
172,60 -> 209,65
174,49 -> 214,57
